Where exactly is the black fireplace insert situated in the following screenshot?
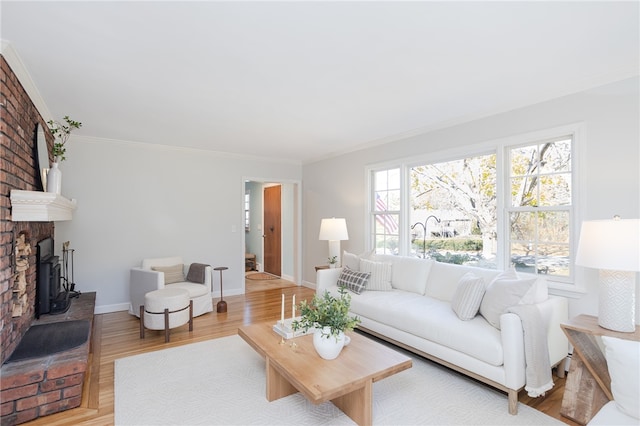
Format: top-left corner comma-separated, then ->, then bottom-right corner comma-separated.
36,237 -> 70,317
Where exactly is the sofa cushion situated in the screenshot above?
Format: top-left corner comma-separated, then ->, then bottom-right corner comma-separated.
152,264 -> 185,284
372,256 -> 432,295
425,261 -> 499,302
337,267 -> 370,295
338,286 -> 503,366
359,259 -> 393,291
451,273 -> 486,320
479,269 -> 537,329
342,249 -> 375,271
602,336 -> 640,420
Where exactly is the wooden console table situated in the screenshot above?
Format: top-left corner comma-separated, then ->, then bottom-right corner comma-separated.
560,314 -> 640,425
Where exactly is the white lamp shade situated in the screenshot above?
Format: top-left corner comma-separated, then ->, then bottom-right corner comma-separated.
576,218 -> 640,272
319,218 -> 349,241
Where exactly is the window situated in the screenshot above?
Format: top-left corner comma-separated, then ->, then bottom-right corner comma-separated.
410,154 -> 497,267
367,126 -> 578,285
507,137 -> 572,277
371,168 -> 400,254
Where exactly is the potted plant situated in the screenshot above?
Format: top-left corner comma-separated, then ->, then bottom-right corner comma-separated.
48,115 -> 82,162
328,255 -> 338,268
293,286 -> 361,360
44,116 -> 82,194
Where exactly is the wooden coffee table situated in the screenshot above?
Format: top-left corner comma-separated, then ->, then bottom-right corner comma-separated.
238,322 -> 412,425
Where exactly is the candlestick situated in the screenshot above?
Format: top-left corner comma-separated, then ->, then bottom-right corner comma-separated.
281,293 -> 285,324
292,294 -> 295,319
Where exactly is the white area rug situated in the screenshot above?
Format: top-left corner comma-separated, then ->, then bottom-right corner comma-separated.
115,335 -> 562,425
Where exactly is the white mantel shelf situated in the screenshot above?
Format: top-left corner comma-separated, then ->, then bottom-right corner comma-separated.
10,190 -> 77,222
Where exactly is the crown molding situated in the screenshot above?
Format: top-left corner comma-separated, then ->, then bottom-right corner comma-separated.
1,40 -> 53,122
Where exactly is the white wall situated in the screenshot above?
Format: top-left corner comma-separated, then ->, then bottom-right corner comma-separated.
302,76 -> 640,320
55,139 -> 301,313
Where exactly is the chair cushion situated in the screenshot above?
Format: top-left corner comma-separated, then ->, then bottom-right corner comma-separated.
151,264 -> 185,284
170,282 -> 210,298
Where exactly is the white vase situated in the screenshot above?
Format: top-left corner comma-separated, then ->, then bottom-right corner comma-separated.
313,327 -> 345,360
46,162 -> 62,194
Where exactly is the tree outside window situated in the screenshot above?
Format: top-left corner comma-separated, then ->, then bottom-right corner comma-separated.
410,154 -> 497,267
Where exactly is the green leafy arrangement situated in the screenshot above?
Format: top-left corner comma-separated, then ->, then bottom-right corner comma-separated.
292,286 -> 360,339
328,255 -> 337,264
47,116 -> 82,162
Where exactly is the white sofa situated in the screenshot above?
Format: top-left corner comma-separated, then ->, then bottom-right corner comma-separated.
316,253 -> 569,415
129,256 -> 214,318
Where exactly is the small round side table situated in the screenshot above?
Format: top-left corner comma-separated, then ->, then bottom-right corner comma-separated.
214,266 -> 228,313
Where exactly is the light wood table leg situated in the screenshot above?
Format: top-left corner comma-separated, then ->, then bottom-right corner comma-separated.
265,357 -> 297,401
332,379 -> 372,426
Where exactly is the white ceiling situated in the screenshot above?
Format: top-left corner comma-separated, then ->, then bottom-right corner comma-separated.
1,1 -> 638,164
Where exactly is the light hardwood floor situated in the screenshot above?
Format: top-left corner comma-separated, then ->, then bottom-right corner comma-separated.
23,278 -> 578,426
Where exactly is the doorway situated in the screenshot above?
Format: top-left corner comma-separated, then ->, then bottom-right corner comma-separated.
243,179 -> 301,291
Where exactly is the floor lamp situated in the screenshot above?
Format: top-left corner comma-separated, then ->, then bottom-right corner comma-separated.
576,217 -> 640,332
319,218 -> 349,267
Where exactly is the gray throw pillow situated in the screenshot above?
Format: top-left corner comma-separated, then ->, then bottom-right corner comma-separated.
337,266 -> 370,295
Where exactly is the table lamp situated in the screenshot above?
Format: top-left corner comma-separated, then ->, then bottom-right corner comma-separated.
319,218 -> 349,267
575,216 -> 640,332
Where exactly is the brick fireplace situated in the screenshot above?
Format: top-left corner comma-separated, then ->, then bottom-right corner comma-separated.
1,54 -> 91,425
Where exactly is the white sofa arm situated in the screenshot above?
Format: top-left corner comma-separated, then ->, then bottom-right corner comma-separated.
499,295 -> 569,390
316,268 -> 342,294
539,295 -> 569,367
500,312 -> 526,390
129,267 -> 164,317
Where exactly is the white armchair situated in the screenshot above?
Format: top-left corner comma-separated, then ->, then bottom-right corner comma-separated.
129,256 -> 213,318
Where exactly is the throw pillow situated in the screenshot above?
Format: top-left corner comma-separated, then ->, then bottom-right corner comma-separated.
602,336 -> 640,419
359,259 -> 393,291
342,249 -> 375,271
337,266 -> 370,295
151,264 -> 185,284
479,269 -> 537,329
451,273 -> 486,321
342,251 -> 360,271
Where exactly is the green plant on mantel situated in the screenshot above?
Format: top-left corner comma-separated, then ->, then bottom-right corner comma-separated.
47,115 -> 82,162
292,286 -> 360,339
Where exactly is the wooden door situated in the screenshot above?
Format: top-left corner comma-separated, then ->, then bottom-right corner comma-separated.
263,185 -> 281,276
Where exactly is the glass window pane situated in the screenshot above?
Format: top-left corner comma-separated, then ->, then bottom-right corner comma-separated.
537,244 -> 570,276
375,170 -> 388,191
388,168 -> 400,189
510,211 -> 536,242
387,189 -> 400,211
540,139 -> 571,173
511,176 -> 538,207
511,145 -> 538,177
537,211 -> 569,244
409,153 -> 496,268
539,173 -> 571,206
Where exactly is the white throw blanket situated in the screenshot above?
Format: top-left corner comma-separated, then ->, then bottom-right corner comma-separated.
507,304 -> 554,397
